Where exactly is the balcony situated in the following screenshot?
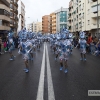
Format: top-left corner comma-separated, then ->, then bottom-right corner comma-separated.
0,15 -> 10,22
91,5 -> 100,13
15,17 -> 18,21
0,25 -> 10,30
10,15 -> 14,19
10,5 -> 14,11
1,0 -> 10,7
68,17 -> 71,21
14,23 -> 18,27
11,0 -> 14,4
91,11 -> 100,17
0,4 -> 10,12
91,0 -> 97,1
79,0 -> 81,3
91,0 -> 100,7
14,9 -> 18,14
90,24 -> 98,29
68,23 -> 71,26
79,24 -> 82,28
14,2 -> 18,7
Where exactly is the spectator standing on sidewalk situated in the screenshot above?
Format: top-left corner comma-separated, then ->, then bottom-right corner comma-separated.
1,41 -> 4,54
6,36 -> 9,51
87,34 -> 93,54
4,40 -> 7,52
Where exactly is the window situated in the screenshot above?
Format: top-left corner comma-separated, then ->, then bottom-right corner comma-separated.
88,20 -> 90,25
0,20 -> 2,25
98,18 -> 100,24
82,3 -> 84,10
0,9 -> 4,15
88,9 -> 90,14
83,22 -> 84,27
0,9 -> 9,16
79,5 -> 81,11
74,18 -> 76,21
82,13 -> 84,19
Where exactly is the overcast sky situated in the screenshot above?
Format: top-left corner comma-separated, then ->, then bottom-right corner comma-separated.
21,0 -> 70,25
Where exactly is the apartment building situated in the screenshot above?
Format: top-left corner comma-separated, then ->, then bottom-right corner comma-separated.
27,23 -> 33,32
10,0 -> 19,36
0,0 -> 10,36
17,0 -> 25,32
90,0 -> 100,37
50,13 -> 56,33
32,22 -> 42,33
68,0 -> 100,37
36,22 -> 42,33
55,7 -> 68,33
42,15 -> 50,34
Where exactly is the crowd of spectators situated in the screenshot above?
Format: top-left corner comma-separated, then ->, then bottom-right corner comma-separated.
0,36 -> 19,54
73,34 -> 100,56
0,34 -> 100,56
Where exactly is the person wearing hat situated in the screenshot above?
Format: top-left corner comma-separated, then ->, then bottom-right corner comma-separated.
59,42 -> 70,73
78,31 -> 87,61
7,29 -> 16,60
18,29 -> 29,73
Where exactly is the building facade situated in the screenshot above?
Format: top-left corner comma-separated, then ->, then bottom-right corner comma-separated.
68,0 -> 100,37
32,22 -> 42,33
0,0 -> 10,36
17,0 -> 25,33
42,15 -> 50,34
55,7 -> 68,33
50,13 -> 56,33
10,0 -> 19,36
27,23 -> 33,32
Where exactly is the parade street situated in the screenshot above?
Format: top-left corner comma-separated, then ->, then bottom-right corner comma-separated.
0,42 -> 100,100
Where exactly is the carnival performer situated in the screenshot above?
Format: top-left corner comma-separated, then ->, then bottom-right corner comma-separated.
78,31 -> 87,61
54,34 -> 61,60
58,28 -> 72,73
27,32 -> 34,60
18,28 -> 33,73
59,43 -> 70,73
66,33 -> 73,55
8,29 -> 15,60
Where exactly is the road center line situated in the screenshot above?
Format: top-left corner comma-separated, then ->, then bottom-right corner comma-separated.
36,43 -> 45,100
46,44 -> 55,100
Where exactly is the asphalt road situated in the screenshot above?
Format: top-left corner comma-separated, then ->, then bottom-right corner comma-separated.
0,42 -> 100,100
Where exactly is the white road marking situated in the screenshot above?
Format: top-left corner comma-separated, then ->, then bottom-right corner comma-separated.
36,43 -> 45,100
46,44 -> 55,100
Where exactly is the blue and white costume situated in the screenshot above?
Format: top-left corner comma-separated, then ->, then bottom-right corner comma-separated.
79,39 -> 86,54
78,31 -> 87,61
8,29 -> 15,60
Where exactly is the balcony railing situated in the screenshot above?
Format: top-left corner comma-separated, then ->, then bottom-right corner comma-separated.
0,25 -> 10,30
1,0 -> 10,7
10,21 -> 14,25
91,0 -> 97,2
0,15 -> 10,22
11,0 -> 14,3
14,2 -> 18,7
